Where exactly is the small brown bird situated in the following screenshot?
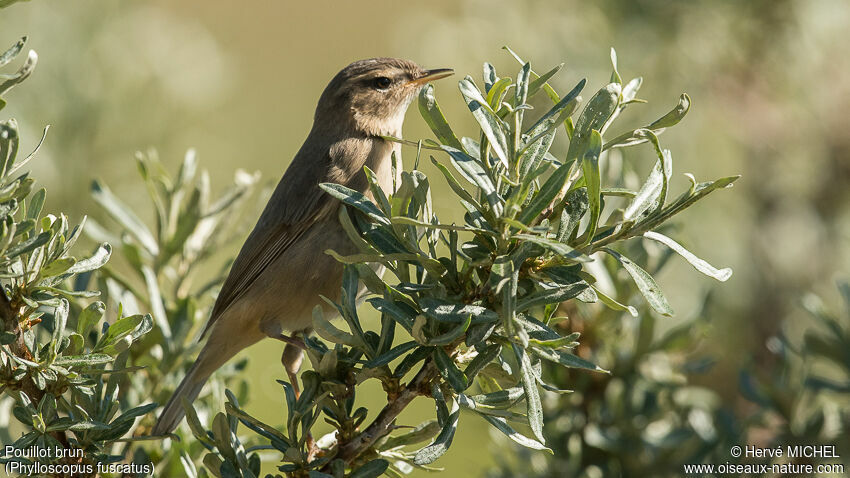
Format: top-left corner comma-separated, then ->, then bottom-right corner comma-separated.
153,58 -> 453,435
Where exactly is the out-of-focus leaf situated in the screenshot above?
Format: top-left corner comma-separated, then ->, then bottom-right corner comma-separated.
91,180 -> 159,256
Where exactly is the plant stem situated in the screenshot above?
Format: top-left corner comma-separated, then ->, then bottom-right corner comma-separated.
325,359 -> 438,468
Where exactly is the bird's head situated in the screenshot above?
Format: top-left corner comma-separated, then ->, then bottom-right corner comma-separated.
314,57 -> 453,137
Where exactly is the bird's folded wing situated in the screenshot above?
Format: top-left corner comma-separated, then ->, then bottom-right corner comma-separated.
200,149 -> 336,338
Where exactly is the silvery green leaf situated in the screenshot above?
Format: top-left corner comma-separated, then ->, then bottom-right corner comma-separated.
380,420 -> 440,449
516,281 -> 589,312
429,156 -> 490,221
364,341 -> 418,368
76,301 -> 105,336
514,234 -> 591,262
557,187 -> 588,243
643,231 -> 732,281
0,50 -> 36,97
567,83 -> 620,163
418,84 -> 465,152
26,187 -> 45,221
514,62 -> 531,125
579,130 -> 603,245
468,387 -> 524,408
51,299 -> 68,356
483,62 -> 497,92
419,298 -> 499,324
442,146 -> 502,216
458,76 -> 509,169
39,257 -> 75,277
623,156 -> 664,222
434,348 -> 468,392
52,354 -> 113,367
319,183 -> 390,225
0,37 -> 26,68
527,63 -> 563,99
512,344 -> 545,444
463,343 -> 501,381
591,285 -> 638,317
349,459 -> 389,478
428,313 -> 472,347
94,314 -> 148,353
610,47 -> 622,85
604,248 -> 673,316
312,307 -> 358,347
516,161 -> 570,225
486,77 -> 512,110
531,346 -> 608,373
653,175 -> 740,225
367,298 -> 416,331
479,413 -> 552,452
603,94 -> 691,151
528,331 -> 580,348
413,399 -> 460,465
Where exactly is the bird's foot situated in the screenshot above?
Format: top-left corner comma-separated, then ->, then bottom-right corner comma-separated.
281,340 -> 305,400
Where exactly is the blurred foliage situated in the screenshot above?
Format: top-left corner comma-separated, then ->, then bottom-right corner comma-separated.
1,37 -> 157,474
0,36 -> 264,476
487,275 -> 850,477
737,282 -> 850,465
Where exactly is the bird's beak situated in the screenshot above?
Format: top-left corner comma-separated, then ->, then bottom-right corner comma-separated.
408,68 -> 454,87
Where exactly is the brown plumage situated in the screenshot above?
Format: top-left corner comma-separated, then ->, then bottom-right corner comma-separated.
152,58 -> 452,435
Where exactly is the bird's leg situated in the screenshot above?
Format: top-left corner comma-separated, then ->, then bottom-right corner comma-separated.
277,333 -> 318,461
278,334 -> 305,399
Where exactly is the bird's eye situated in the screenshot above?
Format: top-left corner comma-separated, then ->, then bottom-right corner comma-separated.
373,77 -> 392,90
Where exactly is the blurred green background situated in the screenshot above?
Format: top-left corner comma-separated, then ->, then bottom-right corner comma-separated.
2,0 -> 849,476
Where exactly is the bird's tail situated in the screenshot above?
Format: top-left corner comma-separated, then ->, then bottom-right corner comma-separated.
152,344 -> 230,436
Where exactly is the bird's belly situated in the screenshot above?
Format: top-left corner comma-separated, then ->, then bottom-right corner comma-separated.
233,214 -> 356,334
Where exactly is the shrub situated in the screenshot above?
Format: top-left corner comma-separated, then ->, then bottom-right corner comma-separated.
185,48 -> 738,477
0,37 -> 262,477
